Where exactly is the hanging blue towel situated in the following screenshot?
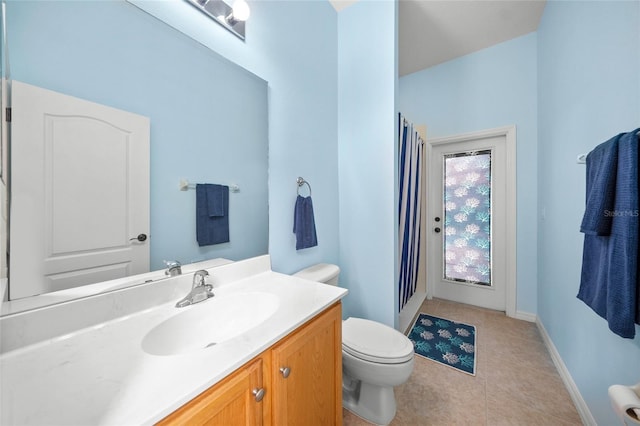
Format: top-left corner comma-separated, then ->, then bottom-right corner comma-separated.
577,128 -> 640,338
293,195 -> 318,250
206,184 -> 225,217
580,135 -> 619,235
196,184 -> 229,247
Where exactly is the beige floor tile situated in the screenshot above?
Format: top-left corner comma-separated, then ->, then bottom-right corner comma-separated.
343,408 -> 372,426
485,369 -> 581,423
344,299 -> 581,426
431,304 -> 489,329
486,394 -> 582,426
483,315 -> 544,345
481,338 -> 557,377
393,357 -> 487,426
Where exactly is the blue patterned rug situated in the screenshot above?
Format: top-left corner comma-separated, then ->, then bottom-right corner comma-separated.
407,313 -> 476,375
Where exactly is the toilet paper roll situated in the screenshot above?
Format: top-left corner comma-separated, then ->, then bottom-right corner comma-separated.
609,384 -> 640,425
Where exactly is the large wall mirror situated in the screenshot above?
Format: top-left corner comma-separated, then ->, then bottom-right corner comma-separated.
3,0 -> 268,312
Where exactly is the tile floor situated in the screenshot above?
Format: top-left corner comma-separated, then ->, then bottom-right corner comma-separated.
343,298 -> 583,426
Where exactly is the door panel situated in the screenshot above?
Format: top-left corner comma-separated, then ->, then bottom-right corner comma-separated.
443,150 -> 492,285
429,135 -> 507,311
271,304 -> 342,426
10,81 -> 150,299
49,116 -> 131,253
158,358 -> 264,426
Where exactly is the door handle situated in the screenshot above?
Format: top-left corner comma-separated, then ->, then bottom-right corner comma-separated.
129,233 -> 147,242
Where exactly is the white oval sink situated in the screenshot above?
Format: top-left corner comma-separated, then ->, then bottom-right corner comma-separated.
142,292 -> 279,356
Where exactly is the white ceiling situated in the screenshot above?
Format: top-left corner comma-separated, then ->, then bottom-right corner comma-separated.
330,0 -> 547,77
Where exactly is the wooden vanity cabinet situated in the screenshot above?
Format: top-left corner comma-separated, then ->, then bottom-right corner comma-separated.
158,302 -> 342,426
271,302 -> 342,426
157,355 -> 269,426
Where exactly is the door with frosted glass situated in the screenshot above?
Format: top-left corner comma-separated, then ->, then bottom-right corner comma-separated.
428,134 -> 508,311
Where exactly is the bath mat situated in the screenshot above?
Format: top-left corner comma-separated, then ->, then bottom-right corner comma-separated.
407,313 -> 476,376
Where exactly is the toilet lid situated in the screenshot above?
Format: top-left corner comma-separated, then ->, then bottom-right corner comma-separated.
342,317 -> 415,364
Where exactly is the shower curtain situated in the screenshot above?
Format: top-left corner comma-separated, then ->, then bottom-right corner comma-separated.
398,114 -> 424,312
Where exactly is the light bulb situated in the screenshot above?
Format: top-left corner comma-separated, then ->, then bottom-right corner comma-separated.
231,0 -> 250,21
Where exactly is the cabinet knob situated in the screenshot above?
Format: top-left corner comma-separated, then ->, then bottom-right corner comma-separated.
252,388 -> 265,402
279,367 -> 291,378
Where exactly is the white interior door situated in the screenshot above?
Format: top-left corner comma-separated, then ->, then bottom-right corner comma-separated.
10,81 -> 150,299
427,127 -> 516,313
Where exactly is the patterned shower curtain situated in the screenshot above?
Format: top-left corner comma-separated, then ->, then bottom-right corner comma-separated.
398,114 -> 424,312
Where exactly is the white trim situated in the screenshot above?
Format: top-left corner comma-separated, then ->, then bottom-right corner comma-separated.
536,318 -> 597,426
514,310 -> 536,323
398,291 -> 426,333
427,125 -> 517,317
0,278 -> 7,303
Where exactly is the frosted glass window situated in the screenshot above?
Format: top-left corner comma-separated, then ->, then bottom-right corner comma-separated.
443,150 -> 492,286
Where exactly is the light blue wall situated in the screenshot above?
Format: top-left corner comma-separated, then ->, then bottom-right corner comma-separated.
7,0 -> 268,270
399,33 -> 539,315
129,0 -> 340,275
337,0 -> 398,326
537,1 -> 640,424
67,0 -> 340,274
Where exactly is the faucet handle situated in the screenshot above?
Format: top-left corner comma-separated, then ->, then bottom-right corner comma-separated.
164,260 -> 182,276
192,269 -> 210,288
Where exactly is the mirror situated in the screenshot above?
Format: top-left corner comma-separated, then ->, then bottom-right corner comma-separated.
3,0 -> 268,311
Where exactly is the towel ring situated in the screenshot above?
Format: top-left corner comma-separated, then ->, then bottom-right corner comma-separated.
296,177 -> 312,196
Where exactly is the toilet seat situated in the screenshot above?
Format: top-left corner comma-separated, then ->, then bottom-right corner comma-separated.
342,318 -> 414,364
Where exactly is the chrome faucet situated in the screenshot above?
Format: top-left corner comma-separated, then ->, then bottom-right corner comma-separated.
164,260 -> 182,277
175,270 -> 214,308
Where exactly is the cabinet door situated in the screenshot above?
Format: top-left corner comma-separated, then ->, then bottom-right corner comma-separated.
158,357 -> 265,426
271,303 -> 342,426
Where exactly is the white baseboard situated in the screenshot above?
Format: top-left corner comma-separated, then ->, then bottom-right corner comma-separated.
536,318 -> 597,426
514,310 -> 537,322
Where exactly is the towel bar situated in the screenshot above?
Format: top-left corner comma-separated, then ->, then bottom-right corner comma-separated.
179,179 -> 240,193
578,131 -> 639,165
296,177 -> 312,196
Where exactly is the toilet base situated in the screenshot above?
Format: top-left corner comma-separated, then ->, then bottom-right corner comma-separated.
343,380 -> 397,426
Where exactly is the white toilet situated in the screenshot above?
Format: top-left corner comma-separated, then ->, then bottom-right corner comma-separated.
294,264 -> 415,426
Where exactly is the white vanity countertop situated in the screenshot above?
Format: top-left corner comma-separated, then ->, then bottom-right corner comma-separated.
0,256 -> 347,425
0,257 -> 235,317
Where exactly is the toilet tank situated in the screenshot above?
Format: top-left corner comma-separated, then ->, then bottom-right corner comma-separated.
293,263 -> 340,286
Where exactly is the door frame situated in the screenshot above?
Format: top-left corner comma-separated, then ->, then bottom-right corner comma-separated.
426,125 -> 517,317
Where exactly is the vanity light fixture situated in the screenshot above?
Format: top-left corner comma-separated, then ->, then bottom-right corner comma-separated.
186,0 -> 250,41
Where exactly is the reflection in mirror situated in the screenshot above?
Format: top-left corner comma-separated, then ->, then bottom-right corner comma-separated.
1,1 -> 7,284
4,0 -> 268,312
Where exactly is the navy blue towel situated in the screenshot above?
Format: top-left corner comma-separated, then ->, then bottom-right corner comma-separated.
577,128 -> 640,338
580,135 -> 619,235
196,184 -> 229,247
206,184 -> 225,217
293,195 -> 318,250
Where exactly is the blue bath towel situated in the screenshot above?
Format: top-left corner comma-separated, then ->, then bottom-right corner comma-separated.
196,184 -> 229,246
578,129 -> 640,338
580,135 -> 619,235
205,184 -> 225,217
293,195 -> 317,250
